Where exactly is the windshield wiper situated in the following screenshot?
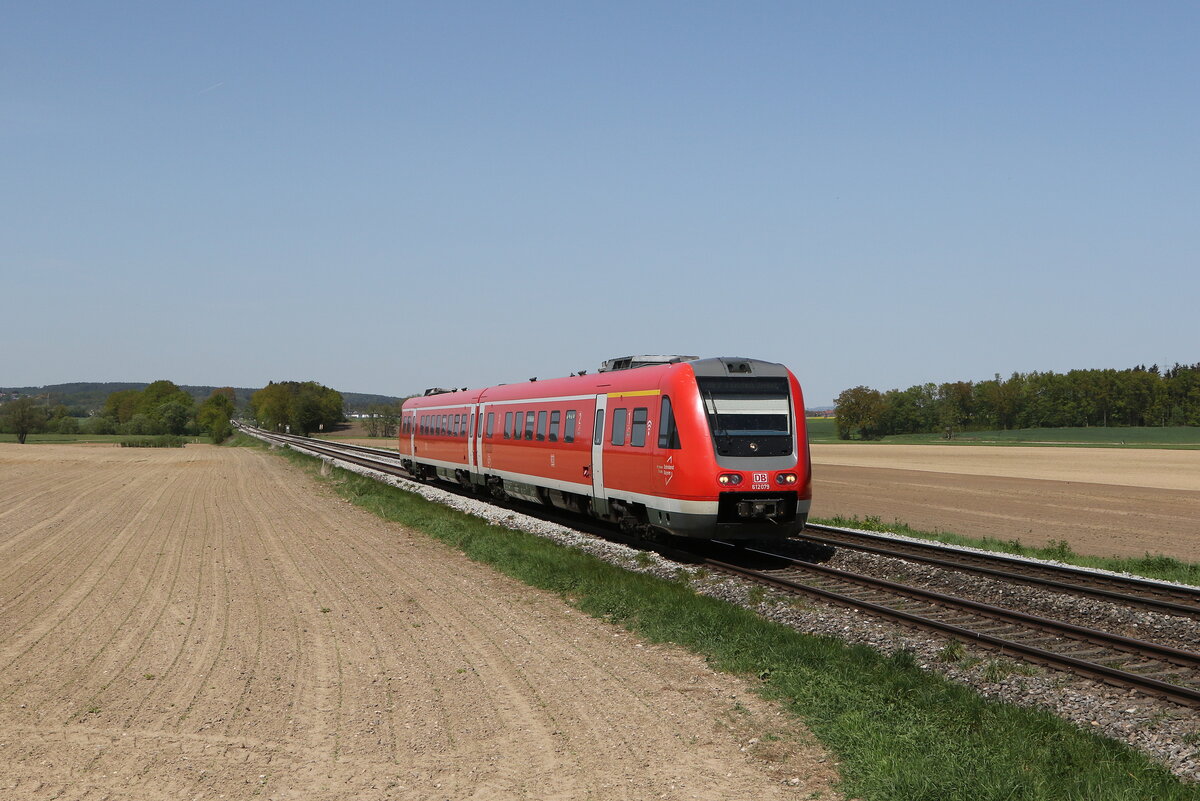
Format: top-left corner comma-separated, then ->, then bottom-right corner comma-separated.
701,385 -> 733,454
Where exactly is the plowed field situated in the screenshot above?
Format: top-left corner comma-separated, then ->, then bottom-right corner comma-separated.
811,445 -> 1200,560
0,444 -> 839,800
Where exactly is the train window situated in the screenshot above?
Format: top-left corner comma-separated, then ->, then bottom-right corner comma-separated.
659,396 -> 681,448
548,410 -> 560,442
593,409 -> 604,445
441,415 -> 448,436
524,412 -> 536,440
536,411 -> 547,440
504,411 -> 513,438
564,410 -> 576,443
452,414 -> 459,436
486,412 -> 495,438
611,408 -> 627,446
630,407 -> 648,447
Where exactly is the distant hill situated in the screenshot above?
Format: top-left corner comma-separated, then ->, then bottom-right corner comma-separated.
0,382 -> 405,414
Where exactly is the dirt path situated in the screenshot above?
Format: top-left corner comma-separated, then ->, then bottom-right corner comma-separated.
0,444 -> 840,800
811,446 -> 1200,561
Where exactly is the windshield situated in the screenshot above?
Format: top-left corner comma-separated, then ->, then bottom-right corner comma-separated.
696,376 -> 793,457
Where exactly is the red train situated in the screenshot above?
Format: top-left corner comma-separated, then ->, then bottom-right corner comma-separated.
398,356 -> 811,540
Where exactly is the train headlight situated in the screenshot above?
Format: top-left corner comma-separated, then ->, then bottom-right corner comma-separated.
776,473 -> 797,485
717,473 -> 743,486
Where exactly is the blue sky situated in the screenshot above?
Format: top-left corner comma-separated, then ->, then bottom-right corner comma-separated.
4,2 -> 1197,405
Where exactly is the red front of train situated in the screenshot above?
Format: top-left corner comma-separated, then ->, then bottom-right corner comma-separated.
397,356 -> 811,539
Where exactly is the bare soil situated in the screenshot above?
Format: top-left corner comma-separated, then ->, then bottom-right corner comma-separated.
0,444 -> 841,801
811,445 -> 1200,561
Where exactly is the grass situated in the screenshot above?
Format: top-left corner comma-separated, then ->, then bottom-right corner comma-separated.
252,437 -> 1199,800
813,514 -> 1200,587
804,417 -> 1200,449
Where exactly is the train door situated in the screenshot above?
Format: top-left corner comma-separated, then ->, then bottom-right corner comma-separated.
591,394 -> 607,511
481,406 -> 494,469
408,412 -> 416,455
467,406 -> 476,472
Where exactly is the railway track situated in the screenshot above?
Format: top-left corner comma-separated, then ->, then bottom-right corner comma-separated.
698,542 -> 1200,707
240,425 -> 1200,707
800,524 -> 1200,619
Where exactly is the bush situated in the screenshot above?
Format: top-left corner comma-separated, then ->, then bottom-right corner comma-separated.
119,435 -> 186,448
84,416 -> 118,435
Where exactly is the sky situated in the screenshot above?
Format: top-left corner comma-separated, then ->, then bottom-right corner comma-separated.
3,2 -> 1197,406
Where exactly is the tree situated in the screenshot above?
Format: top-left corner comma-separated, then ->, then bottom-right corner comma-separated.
3,397 -> 49,443
834,386 -> 886,440
249,380 -> 344,435
197,388 -> 236,443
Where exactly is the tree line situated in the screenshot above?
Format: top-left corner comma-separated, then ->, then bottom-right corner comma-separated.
834,363 -> 1200,440
1,380 -> 239,443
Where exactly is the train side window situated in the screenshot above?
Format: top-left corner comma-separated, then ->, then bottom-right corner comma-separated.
548,410 -> 560,442
442,415 -> 448,436
593,409 -> 603,445
630,407 -> 648,447
524,412 -> 536,440
611,408 -> 627,446
486,412 -> 495,438
453,414 -> 459,436
536,410 -> 547,441
503,412 -> 512,438
564,410 -> 576,443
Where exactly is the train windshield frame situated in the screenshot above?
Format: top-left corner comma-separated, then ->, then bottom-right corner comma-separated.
696,376 -> 793,458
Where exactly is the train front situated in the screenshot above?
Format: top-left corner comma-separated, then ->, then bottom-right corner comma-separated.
671,357 -> 811,538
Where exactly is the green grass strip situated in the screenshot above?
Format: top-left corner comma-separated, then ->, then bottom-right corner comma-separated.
814,514 -> 1200,587
252,439 -> 1199,800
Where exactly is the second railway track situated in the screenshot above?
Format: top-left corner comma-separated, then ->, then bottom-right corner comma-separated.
800,524 -> 1200,618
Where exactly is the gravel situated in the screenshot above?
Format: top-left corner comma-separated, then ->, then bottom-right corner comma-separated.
271,436 -> 1200,783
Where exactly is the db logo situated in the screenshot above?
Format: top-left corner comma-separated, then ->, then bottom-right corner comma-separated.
753,473 -> 768,483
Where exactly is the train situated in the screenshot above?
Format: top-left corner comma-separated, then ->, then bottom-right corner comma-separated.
397,355 -> 811,540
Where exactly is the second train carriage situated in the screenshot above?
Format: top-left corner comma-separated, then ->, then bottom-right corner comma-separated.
397,356 -> 811,539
